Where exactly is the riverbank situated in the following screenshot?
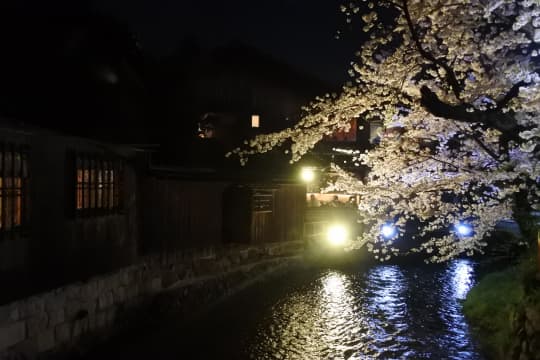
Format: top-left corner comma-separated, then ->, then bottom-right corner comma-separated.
0,241 -> 304,360
463,249 -> 540,360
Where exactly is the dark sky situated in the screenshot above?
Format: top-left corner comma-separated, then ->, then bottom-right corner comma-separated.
90,0 -> 361,86
2,0 -> 362,86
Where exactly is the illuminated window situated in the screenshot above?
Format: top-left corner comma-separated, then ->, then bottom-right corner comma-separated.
0,144 -> 29,234
251,114 -> 260,128
75,154 -> 122,215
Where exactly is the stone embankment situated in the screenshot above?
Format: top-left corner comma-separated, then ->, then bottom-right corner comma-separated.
0,241 -> 303,359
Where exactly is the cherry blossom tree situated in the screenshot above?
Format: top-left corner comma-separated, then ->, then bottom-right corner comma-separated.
229,0 -> 540,262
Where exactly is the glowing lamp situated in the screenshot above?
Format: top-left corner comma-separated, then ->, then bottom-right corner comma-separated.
455,223 -> 473,237
327,225 -> 348,246
381,223 -> 397,239
300,167 -> 315,182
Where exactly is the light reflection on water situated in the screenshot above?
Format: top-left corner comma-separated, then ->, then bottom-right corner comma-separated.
249,259 -> 481,360
452,261 -> 474,300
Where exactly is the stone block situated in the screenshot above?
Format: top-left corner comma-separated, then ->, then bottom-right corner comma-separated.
0,303 -> 20,323
88,313 -> 97,331
72,318 -> 88,338
162,271 -> 177,288
8,338 -> 37,359
64,284 -> 82,300
120,270 -> 130,286
26,313 -> 49,338
44,293 -> 66,313
105,307 -> 116,326
174,264 -> 188,280
109,274 -> 121,291
21,297 -> 44,318
97,277 -> 114,294
166,252 -> 177,265
228,254 -> 241,264
218,258 -> 232,272
54,322 -> 71,344
151,277 -> 162,292
239,249 -> 249,260
97,291 -> 114,310
35,329 -> 55,353
0,321 -> 26,351
83,299 -> 97,316
96,278 -> 106,294
129,268 -> 142,284
68,299 -> 95,320
9,307 -> 20,324
81,281 -> 98,301
113,287 -> 126,304
193,259 -> 216,276
48,309 -> 65,328
124,286 -> 134,301
63,301 -> 75,320
96,312 -> 106,329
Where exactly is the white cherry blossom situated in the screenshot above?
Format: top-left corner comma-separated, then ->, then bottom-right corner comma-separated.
232,0 -> 540,262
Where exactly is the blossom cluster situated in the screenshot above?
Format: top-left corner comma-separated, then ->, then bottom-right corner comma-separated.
232,0 -> 540,262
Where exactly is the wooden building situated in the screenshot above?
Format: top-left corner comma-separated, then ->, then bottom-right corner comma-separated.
0,119 -> 305,305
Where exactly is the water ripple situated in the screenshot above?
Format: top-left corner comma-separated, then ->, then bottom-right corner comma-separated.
248,259 -> 481,359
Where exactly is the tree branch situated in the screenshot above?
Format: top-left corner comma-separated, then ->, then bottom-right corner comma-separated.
418,81 -> 537,160
402,0 -> 463,101
465,133 -> 502,163
420,85 -> 518,132
497,80 -> 526,109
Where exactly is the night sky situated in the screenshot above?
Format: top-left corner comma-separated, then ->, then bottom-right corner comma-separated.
91,0 -> 361,85
4,0 -> 361,87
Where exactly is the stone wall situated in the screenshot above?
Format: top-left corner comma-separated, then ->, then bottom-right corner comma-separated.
0,241 -> 303,359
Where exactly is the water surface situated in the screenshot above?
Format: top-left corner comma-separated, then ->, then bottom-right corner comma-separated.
91,259 -> 483,359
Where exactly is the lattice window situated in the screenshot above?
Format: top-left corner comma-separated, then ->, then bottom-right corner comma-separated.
75,154 -> 122,215
252,188 -> 273,213
0,144 -> 29,235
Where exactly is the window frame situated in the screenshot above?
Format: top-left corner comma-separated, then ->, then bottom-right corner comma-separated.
0,143 -> 30,240
73,153 -> 123,218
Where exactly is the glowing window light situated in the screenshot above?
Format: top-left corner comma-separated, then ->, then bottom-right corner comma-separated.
251,114 -> 260,128
381,223 -> 397,239
300,167 -> 315,182
327,225 -> 348,246
455,222 -> 473,237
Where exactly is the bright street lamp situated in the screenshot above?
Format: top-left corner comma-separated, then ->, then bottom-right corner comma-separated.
327,224 -> 348,246
381,223 -> 397,240
301,167 -> 315,182
455,222 -> 473,237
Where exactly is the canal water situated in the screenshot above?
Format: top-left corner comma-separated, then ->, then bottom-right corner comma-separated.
93,259 -> 483,359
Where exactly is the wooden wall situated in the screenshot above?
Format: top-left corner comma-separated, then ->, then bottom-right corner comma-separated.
141,177 -> 229,253
142,178 -> 305,252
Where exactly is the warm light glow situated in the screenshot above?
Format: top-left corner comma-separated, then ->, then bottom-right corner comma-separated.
327,225 -> 348,246
251,114 -> 260,128
455,223 -> 473,237
381,224 -> 397,239
301,167 -> 315,182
